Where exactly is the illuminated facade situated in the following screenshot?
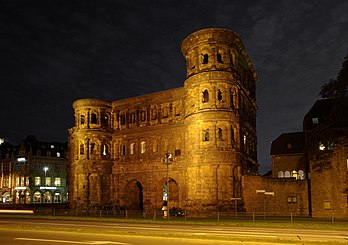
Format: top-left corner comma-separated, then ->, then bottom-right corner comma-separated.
68,28 -> 258,212
0,136 -> 68,204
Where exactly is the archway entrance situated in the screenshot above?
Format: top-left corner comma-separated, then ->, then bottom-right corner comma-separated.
2,192 -> 9,203
163,179 -> 179,208
125,180 -> 143,210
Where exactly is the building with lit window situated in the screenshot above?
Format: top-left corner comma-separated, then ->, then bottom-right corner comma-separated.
68,28 -> 258,212
0,136 -> 68,205
0,138 -> 13,203
243,98 -> 348,218
68,27 -> 347,218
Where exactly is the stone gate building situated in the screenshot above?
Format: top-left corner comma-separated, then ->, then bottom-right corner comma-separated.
68,28 -> 258,212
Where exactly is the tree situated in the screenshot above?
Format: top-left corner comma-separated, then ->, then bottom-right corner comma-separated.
320,55 -> 348,98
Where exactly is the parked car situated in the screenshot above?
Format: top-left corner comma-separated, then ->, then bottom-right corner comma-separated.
169,207 -> 186,217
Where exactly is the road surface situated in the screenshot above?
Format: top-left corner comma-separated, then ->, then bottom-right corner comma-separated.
0,216 -> 347,244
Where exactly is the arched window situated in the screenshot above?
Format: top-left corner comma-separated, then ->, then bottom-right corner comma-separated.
231,126 -> 235,143
91,113 -> 97,124
230,50 -> 236,66
230,89 -> 235,108
130,112 -> 136,123
291,170 -> 298,179
151,108 -> 157,120
298,170 -> 305,180
102,114 -> 109,127
141,141 -> 146,154
203,90 -> 209,103
53,192 -> 61,203
120,145 -> 126,156
218,128 -> 223,141
284,171 -> 291,178
119,115 -> 126,125
203,129 -> 210,141
152,140 -> 158,152
278,171 -> 284,178
217,52 -> 223,63
217,89 -> 223,102
130,143 -> 135,155
202,54 -> 208,64
79,144 -> 84,155
43,191 -> 52,203
140,111 -> 146,122
33,191 -> 42,203
102,144 -> 109,156
90,143 -> 96,155
80,115 -> 85,125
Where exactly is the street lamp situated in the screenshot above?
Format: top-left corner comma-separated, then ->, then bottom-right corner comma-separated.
162,152 -> 173,220
256,190 -> 274,219
43,167 -> 48,186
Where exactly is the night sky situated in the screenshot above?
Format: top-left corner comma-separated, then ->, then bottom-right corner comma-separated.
1,0 -> 348,173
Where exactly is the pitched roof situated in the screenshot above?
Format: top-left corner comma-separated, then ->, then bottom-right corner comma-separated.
303,98 -> 348,130
270,132 -> 304,155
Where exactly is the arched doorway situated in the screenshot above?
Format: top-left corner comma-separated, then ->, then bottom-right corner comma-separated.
125,180 -> 143,210
53,192 -> 61,203
2,192 -> 9,203
43,191 -> 52,203
33,191 -> 42,203
163,179 -> 179,208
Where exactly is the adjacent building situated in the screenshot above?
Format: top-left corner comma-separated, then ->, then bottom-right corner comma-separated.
243,98 -> 348,218
304,98 -> 348,218
0,136 -> 68,204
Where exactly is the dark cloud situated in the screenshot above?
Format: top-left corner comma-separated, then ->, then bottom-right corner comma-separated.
1,0 -> 348,173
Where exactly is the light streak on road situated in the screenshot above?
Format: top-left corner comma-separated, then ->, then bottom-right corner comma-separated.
0,209 -> 33,214
15,238 -> 128,244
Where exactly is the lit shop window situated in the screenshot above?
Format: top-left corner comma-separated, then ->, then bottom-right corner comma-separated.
54,193 -> 61,203
33,191 -> 42,203
45,177 -> 51,186
34,177 -> 41,186
54,177 -> 61,186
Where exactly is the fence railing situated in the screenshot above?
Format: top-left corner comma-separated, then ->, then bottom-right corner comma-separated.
2,203 -> 345,223
28,208 -> 347,223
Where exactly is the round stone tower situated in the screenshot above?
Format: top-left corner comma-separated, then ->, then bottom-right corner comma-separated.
69,99 -> 114,209
181,28 -> 258,211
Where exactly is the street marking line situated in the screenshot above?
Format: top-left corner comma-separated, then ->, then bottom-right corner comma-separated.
192,232 -> 277,238
15,238 -> 128,244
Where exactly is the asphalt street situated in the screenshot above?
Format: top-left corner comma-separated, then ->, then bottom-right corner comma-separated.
0,216 -> 348,244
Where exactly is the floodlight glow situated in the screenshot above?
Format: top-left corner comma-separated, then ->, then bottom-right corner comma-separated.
17,157 -> 26,162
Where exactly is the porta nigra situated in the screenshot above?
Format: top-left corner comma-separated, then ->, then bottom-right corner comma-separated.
68,28 -> 258,212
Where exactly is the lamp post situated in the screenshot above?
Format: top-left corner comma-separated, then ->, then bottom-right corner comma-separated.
162,152 -> 173,220
256,190 -> 274,219
43,167 -> 48,186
